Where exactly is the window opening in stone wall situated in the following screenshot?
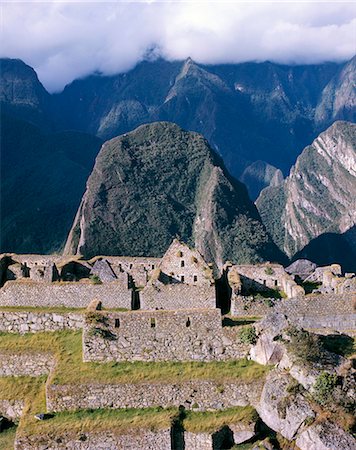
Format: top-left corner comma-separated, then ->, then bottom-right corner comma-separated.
193,275 -> 198,282
186,317 -> 191,327
150,318 -> 156,328
115,318 -> 120,328
129,264 -> 133,269
152,264 -> 155,269
274,280 -> 278,286
181,260 -> 185,267
181,275 -> 185,283
263,280 -> 266,285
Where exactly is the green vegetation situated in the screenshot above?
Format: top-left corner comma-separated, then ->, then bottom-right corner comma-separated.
183,406 -> 257,433
313,372 -> 338,405
0,331 -> 269,386
0,376 -> 46,401
89,274 -> 102,285
66,121 -> 284,265
238,326 -> 257,345
301,281 -> 321,294
21,407 -> 175,438
320,334 -> 355,358
264,266 -> 274,275
0,425 -> 17,449
285,326 -> 322,366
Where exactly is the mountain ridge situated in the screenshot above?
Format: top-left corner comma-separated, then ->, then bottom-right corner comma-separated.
256,120 -> 356,271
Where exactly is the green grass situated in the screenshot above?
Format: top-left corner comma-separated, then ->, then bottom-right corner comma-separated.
0,331 -> 269,386
0,377 -> 46,401
21,408 -> 175,438
183,406 -> 258,433
0,425 -> 17,450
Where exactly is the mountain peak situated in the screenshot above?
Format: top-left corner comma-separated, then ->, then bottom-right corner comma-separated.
64,122 -> 283,269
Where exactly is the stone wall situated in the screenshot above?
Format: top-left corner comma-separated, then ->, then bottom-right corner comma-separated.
230,296 -> 275,317
231,264 -> 303,299
83,308 -> 246,362
46,379 -> 263,412
231,293 -> 356,334
140,284 -> 216,310
0,280 -> 131,309
15,429 -> 171,450
277,294 -> 356,334
0,399 -> 24,420
0,311 -> 83,333
0,351 -> 54,376
159,239 -> 213,286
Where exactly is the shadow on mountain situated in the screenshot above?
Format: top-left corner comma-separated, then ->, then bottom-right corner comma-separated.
293,226 -> 356,273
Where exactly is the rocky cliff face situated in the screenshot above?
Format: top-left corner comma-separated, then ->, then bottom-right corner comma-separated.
64,122 -> 284,268
256,121 -> 356,270
315,56 -> 356,127
0,58 -> 51,127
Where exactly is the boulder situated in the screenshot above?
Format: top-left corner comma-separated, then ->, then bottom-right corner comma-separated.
296,421 -> 356,450
250,312 -> 288,365
256,371 -> 315,441
229,422 -> 256,444
285,259 -> 317,280
90,259 -> 117,282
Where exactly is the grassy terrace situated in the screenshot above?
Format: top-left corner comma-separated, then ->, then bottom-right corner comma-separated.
0,331 -> 269,385
0,328 -> 268,443
0,374 -> 257,438
183,406 -> 257,433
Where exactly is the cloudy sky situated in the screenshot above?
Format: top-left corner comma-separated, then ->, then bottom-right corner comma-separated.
1,1 -> 355,92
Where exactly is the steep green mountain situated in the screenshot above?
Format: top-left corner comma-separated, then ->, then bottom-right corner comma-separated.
64,122 -> 285,268
256,121 -> 356,271
0,113 -> 102,253
1,57 -> 355,256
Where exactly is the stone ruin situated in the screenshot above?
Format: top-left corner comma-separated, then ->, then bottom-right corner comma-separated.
0,243 -> 355,449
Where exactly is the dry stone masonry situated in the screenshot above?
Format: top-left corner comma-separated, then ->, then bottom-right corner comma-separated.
83,308 -> 248,362
46,379 -> 263,412
0,311 -> 83,333
0,241 -> 355,449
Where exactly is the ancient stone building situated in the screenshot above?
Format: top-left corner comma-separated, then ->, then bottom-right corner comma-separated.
228,263 -> 303,299
83,308 -> 247,362
159,239 -> 214,286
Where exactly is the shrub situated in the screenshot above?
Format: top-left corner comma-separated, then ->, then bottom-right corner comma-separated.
286,326 -> 322,365
264,266 -> 274,275
87,327 -> 117,341
85,311 -> 107,325
89,274 -> 102,285
239,326 -> 257,345
313,372 -> 338,405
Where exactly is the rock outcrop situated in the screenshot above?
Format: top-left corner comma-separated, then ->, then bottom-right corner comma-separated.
315,56 -> 356,127
256,121 -> 356,271
64,122 -> 284,269
296,421 -> 356,450
257,371 -> 315,441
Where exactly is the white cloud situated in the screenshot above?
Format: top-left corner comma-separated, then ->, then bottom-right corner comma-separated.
1,1 -> 355,92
